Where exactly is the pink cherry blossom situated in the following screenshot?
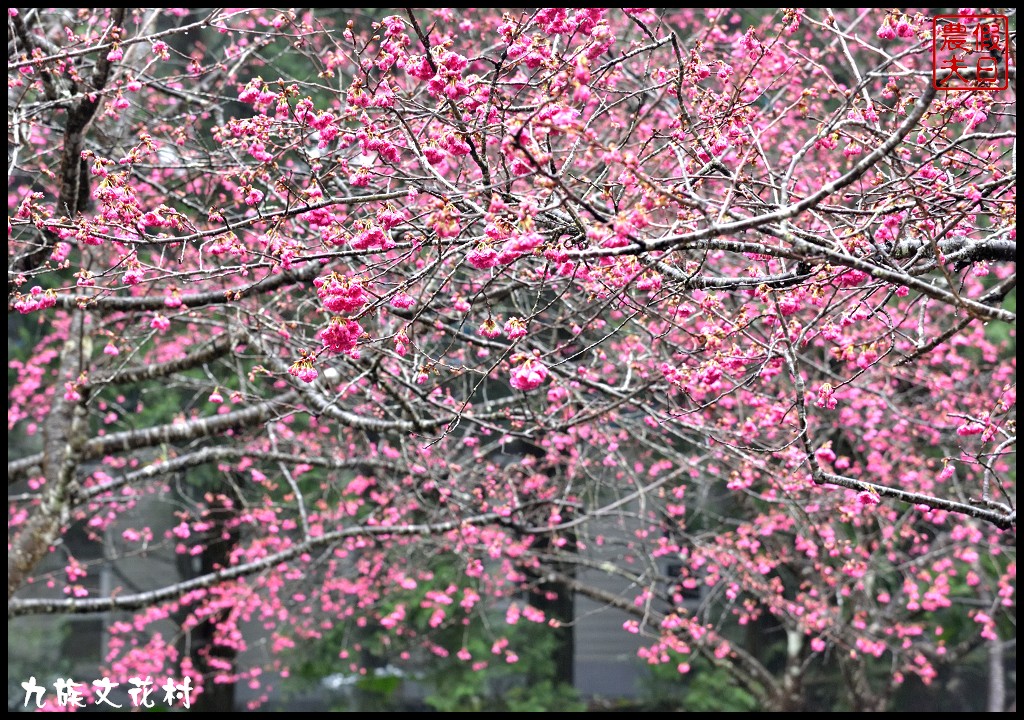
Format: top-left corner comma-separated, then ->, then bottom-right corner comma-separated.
510,357 -> 548,391
7,9 -> 1015,712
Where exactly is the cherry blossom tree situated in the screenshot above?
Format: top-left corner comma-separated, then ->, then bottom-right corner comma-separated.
8,7 -> 1016,711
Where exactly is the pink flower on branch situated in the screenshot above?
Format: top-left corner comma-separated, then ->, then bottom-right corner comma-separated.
244,188 -> 264,206
288,358 -> 319,384
510,355 -> 548,392
314,274 -> 369,314
318,318 -> 363,355
5,9 -> 1017,710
